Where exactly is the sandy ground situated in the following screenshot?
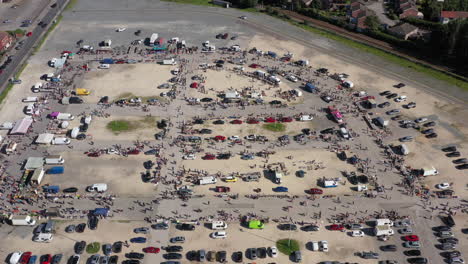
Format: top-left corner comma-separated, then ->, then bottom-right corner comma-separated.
173,221 -> 380,264
86,116 -> 159,142
81,64 -> 174,103
187,68 -> 297,103
42,151 -> 158,196
182,149 -> 358,195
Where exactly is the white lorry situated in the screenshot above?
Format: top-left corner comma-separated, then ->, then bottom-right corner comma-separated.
374,225 -> 394,236
198,176 -> 217,185
86,183 -> 108,192
9,215 -> 36,226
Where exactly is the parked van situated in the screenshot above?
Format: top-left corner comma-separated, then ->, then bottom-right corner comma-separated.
374,218 -> 394,226
45,155 -> 64,165
311,241 -> 319,251
86,183 -> 108,192
210,221 -> 228,230
98,64 -> 110,69
52,137 -> 70,145
24,103 -> 34,115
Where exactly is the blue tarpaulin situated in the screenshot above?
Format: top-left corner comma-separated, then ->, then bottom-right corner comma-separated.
43,185 -> 60,193
93,208 -> 109,216
304,83 -> 316,93
267,51 -> 277,58
47,166 -> 64,174
101,58 -> 114,64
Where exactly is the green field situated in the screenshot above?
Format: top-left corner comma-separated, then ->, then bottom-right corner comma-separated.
263,123 -> 286,132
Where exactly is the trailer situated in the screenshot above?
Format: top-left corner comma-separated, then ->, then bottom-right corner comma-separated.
30,168 -> 45,185
421,166 -> 439,176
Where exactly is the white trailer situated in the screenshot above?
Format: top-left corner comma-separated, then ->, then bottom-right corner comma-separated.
374,225 -> 394,236
9,215 -> 36,226
198,176 -> 217,185
35,133 -> 54,144
400,144 -> 409,155
45,155 -> 65,164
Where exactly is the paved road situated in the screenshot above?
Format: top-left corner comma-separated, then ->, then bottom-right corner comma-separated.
0,0 -> 67,96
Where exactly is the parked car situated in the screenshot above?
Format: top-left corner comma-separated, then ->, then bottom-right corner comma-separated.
177,223 -> 195,231
352,230 -> 365,237
404,241 -> 420,248
360,251 -> 379,259
103,244 -> 112,256
273,186 -> 288,192
40,255 -> 52,264
386,109 -> 400,115
169,236 -> 185,243
232,251 -> 243,262
133,227 -> 149,234
88,216 -> 98,230
415,117 -> 428,123
163,253 -> 182,260
399,227 -> 413,234
404,250 -> 421,256
404,235 -> 419,242
247,248 -> 257,260
453,158 -> 467,164
74,241 -> 86,254
278,224 -> 297,231
447,151 -> 461,157
130,237 -> 147,243
408,257 -> 428,264
399,136 -> 413,142
301,225 -> 319,232
292,251 -> 302,262
380,245 -> 397,252
151,223 -> 169,230
143,247 -> 160,254
329,224 -> 345,231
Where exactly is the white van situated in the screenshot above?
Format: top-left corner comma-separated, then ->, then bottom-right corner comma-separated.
98,64 -> 110,69
339,127 -> 350,139
52,137 -> 71,145
24,103 -> 34,115
211,221 -> 228,230
86,183 -> 108,192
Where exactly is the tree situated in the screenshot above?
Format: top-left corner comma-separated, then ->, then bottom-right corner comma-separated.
364,15 -> 380,31
421,0 -> 441,21
240,0 -> 258,8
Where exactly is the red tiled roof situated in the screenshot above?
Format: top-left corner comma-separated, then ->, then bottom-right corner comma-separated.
0,31 -> 10,40
441,11 -> 468,19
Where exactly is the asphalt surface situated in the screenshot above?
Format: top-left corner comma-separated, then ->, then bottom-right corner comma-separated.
0,0 -> 66,95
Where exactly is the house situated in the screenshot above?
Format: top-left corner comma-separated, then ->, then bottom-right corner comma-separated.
0,31 -> 13,50
348,1 -> 370,32
399,6 -> 419,18
440,11 -> 468,24
388,23 -> 419,40
212,0 -> 230,8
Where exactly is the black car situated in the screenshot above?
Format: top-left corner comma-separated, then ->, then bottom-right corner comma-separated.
321,95 -> 333,103
200,97 -> 213,102
320,128 -> 334,134
445,251 -> 461,258
380,245 -> 397,252
51,254 -> 62,264
165,246 -> 183,252
442,146 -> 457,152
122,260 -> 140,264
88,215 -> 99,230
302,128 -> 311,135
74,241 -> 86,254
194,119 -> 204,124
213,120 -> 225,124
426,133 -> 438,138
125,253 -> 144,259
217,153 -> 231,160
144,149 -> 158,155
163,253 -> 182,260
423,121 -> 436,127
65,225 -> 75,233
421,129 -> 434,134
151,223 -> 169,230
270,100 -> 282,105
177,223 -> 195,231
257,247 -> 267,258
447,151 -> 461,157
453,158 -> 467,164
440,237 -> 459,244
63,187 -> 78,193
69,255 -> 80,264
395,83 -> 406,88
69,97 -> 84,104
456,163 -> 468,169
186,251 -> 198,261
112,241 -> 123,253
247,248 -> 257,260
216,251 -> 227,262
380,90 -> 392,96
404,250 -> 421,256
378,102 -> 390,108
387,93 -> 398,99
232,251 -> 243,263
199,129 -> 212,134
108,256 -> 118,264
407,257 -> 427,264
278,224 -> 297,231
75,223 -> 86,233
79,123 -> 88,132
301,225 -> 319,232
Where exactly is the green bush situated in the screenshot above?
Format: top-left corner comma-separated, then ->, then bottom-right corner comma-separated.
276,239 -> 300,255
86,242 -> 100,254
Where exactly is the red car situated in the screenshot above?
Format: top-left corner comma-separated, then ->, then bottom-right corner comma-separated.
215,186 -> 230,193
249,63 -> 261,68
40,254 -> 52,264
127,149 -> 140,155
231,120 -> 243,124
247,119 -> 259,124
214,135 -> 226,141
115,60 -> 126,64
203,154 -> 216,160
19,252 -> 32,264
143,247 -> 160,253
329,224 -> 344,231
281,117 -> 293,123
87,152 -> 101,157
26,32 -> 32,37
264,117 -> 276,123
62,50 -> 72,54
309,188 -> 323,195
404,235 -> 419,241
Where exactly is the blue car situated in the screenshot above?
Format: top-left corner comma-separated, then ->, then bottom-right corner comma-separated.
130,237 -> 147,243
273,186 -> 288,192
28,256 -> 38,264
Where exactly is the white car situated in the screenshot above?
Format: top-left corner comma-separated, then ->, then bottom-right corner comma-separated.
52,137 -> 70,145
210,231 -> 227,239
268,246 -> 278,257
395,95 -> 407,102
319,241 -> 329,252
228,135 -> 240,140
116,27 -> 126,32
239,16 -> 247,19
399,227 -> 413,234
9,251 -> 23,264
436,182 -> 450,189
415,117 -> 428,123
182,154 -> 196,160
287,75 -> 298,82
351,230 -> 365,237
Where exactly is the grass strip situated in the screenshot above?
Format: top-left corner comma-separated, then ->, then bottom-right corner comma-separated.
64,0 -> 78,11
263,123 -> 286,132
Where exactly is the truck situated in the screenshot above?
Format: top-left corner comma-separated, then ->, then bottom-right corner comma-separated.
86,183 -> 108,192
373,225 -> 394,236
30,168 -> 45,185
9,215 -> 36,226
421,166 -> 439,176
273,171 -> 283,184
149,33 -> 158,46
45,155 -> 65,164
374,218 -> 394,226
162,58 -> 177,65
198,176 -> 217,185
